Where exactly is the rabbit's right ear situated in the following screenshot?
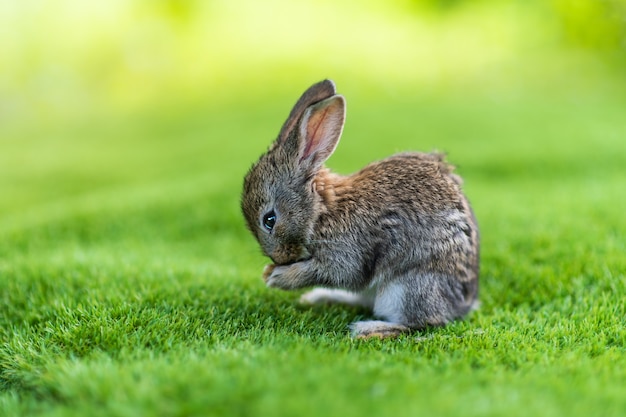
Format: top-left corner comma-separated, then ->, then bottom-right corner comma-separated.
295,95 -> 345,169
276,80 -> 337,146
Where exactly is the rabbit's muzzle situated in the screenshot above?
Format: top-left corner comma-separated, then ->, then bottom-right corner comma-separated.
271,244 -> 311,266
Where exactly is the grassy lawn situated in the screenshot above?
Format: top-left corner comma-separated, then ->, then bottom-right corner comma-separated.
1,81 -> 625,416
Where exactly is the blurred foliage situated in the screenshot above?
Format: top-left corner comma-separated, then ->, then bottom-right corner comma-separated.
413,0 -> 626,54
552,0 -> 626,52
0,0 -> 624,125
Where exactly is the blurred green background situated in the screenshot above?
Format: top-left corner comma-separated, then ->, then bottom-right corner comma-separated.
2,0 -> 625,210
3,0 -> 625,116
2,0 -> 625,222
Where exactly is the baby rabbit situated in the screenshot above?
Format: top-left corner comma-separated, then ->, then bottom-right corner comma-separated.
242,80 -> 479,338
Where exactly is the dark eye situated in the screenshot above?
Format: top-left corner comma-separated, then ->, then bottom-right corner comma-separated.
262,210 -> 277,232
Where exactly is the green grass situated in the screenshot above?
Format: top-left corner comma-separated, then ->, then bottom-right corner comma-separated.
1,83 -> 626,417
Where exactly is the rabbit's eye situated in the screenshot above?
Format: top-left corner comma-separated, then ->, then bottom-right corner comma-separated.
262,211 -> 277,232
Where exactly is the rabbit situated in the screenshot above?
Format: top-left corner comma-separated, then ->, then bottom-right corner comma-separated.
241,80 -> 479,338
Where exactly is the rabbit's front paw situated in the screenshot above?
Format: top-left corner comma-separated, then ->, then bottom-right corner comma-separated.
265,262 -> 310,290
265,264 -> 294,289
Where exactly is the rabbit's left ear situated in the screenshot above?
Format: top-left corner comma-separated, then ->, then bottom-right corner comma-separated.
297,95 -> 346,168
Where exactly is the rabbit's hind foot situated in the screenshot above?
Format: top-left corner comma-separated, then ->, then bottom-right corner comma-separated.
349,320 -> 409,339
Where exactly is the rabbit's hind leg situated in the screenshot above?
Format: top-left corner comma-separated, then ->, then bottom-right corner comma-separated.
345,280 -> 410,338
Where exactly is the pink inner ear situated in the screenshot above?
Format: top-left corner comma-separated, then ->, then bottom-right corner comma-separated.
302,106 -> 332,160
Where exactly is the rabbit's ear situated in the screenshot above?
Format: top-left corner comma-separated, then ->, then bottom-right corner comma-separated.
276,80 -> 337,146
297,95 -> 346,167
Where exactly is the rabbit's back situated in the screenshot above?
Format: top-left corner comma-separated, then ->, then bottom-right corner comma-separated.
311,152 -> 479,295
314,152 -> 472,231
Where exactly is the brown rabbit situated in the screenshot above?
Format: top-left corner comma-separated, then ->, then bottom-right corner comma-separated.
242,80 -> 479,338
